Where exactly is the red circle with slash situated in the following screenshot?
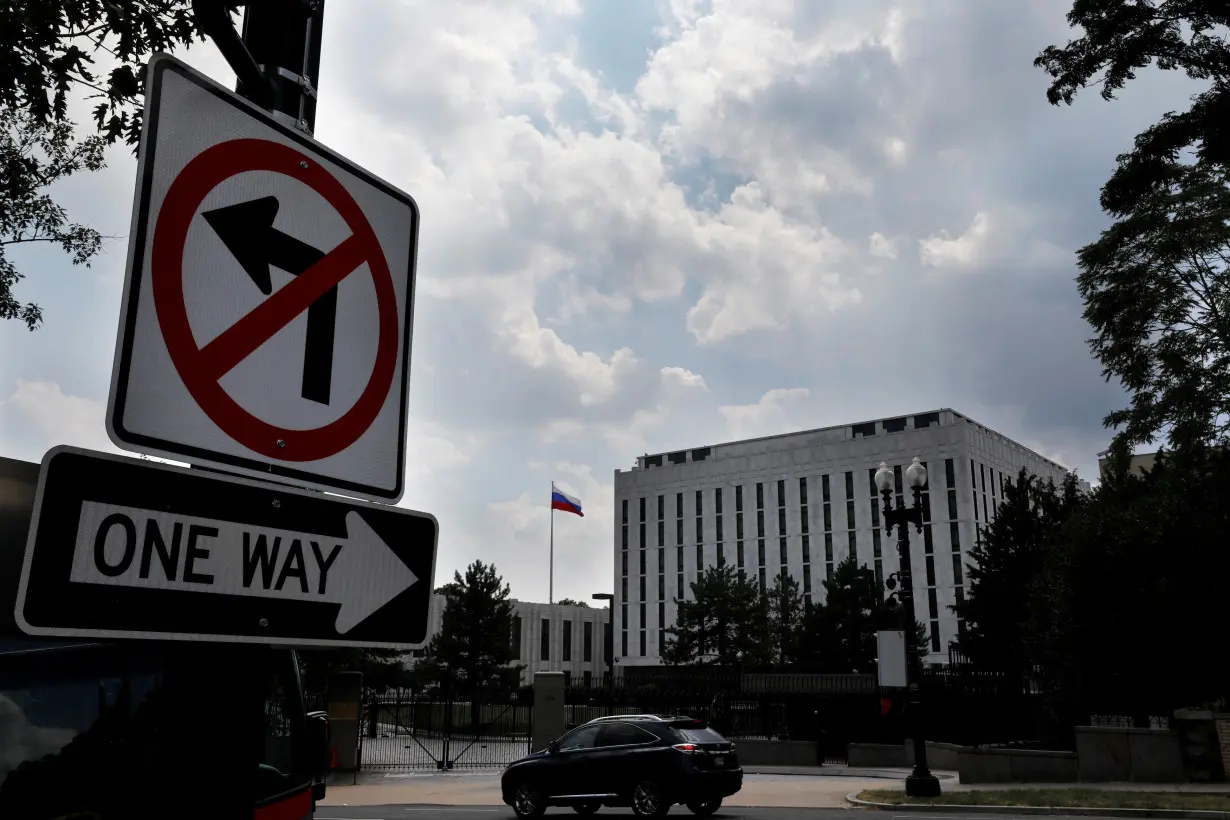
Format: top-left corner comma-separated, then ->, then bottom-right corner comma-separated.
151,138 -> 399,462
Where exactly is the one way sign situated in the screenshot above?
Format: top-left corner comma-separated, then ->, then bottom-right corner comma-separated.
15,447 -> 437,649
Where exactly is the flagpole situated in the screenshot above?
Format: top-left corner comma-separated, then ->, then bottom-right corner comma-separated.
549,482 -> 555,607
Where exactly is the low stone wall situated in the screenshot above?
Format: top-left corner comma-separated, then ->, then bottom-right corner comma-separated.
848,742 -> 910,768
958,746 -> 1078,784
1075,726 -> 1184,783
736,739 -> 819,767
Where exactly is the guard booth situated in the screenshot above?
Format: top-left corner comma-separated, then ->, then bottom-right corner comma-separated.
0,455 -> 330,820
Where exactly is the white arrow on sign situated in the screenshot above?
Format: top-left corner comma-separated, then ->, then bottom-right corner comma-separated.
69,501 -> 417,633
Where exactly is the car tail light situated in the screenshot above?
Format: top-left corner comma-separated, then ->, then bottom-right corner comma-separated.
672,743 -> 698,753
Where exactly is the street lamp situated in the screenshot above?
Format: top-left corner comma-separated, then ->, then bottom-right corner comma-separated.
592,593 -> 615,701
875,456 -> 942,799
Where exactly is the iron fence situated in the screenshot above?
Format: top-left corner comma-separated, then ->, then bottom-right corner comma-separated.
358,689 -> 533,770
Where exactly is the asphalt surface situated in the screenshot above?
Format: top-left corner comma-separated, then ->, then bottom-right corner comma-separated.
313,807 -> 1099,820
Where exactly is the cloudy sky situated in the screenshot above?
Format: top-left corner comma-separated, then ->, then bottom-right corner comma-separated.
0,0 -> 1203,606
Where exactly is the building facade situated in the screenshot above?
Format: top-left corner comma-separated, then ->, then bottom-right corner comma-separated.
414,594 -> 612,686
611,408 -> 1072,668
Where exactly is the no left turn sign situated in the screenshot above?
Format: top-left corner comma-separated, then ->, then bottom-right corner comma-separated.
107,55 -> 419,502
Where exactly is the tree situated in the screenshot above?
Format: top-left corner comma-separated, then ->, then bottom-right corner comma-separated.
1037,1 -> 1230,450
0,2 -> 210,329
2,108 -> 105,329
556,598 -> 590,608
662,565 -> 770,667
803,556 -> 927,673
414,561 -> 520,695
0,1 -> 205,147
1028,445 -> 1230,723
953,469 -> 1086,676
764,573 -> 806,668
298,648 -> 413,697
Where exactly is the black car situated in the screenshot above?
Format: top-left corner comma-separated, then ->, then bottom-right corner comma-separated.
501,715 -> 742,818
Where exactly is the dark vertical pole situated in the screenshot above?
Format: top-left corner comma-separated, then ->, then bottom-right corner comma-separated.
897,494 -> 941,798
238,0 -> 325,133
237,1 -> 338,405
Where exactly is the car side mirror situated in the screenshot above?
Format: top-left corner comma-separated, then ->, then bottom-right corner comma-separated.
548,740 -> 560,754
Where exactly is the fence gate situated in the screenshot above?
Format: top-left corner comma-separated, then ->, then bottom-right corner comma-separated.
358,691 -> 534,770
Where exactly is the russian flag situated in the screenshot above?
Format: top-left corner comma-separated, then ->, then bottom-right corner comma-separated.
551,484 -> 584,517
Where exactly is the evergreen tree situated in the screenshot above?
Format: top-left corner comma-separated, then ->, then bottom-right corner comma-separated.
414,561 -> 520,694
555,598 -> 590,608
953,469 -> 1086,677
803,556 -> 927,673
662,564 -> 770,667
765,573 -> 807,668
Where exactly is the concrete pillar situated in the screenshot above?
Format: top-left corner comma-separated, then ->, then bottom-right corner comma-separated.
532,671 -> 567,753
327,671 -> 363,772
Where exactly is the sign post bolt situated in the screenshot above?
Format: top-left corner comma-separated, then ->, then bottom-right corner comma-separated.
272,499 -> 281,508
300,161 -> 308,169
259,618 -> 269,628
276,439 -> 286,448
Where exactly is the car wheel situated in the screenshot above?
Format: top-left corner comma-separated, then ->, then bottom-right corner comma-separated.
512,781 -> 546,819
686,799 -> 721,816
573,803 -> 601,815
631,780 -> 669,818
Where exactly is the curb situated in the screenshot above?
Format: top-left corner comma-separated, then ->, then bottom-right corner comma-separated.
845,793 -> 1230,819
744,768 -> 949,780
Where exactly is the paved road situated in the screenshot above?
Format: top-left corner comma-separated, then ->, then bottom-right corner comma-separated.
313,806 -> 1098,820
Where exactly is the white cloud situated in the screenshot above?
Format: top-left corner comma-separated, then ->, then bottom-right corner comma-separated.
719,388 -> 814,441
0,379 -> 118,460
919,211 -> 991,268
869,232 -> 898,259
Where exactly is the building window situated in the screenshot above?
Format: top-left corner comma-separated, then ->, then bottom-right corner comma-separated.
695,489 -> 703,516
844,471 -> 854,500
758,567 -> 766,591
823,504 -> 832,531
799,477 -> 808,505
639,576 -> 646,601
715,487 -> 723,513
621,551 -> 628,575
639,522 -> 645,549
778,507 -> 786,535
945,458 -> 956,488
735,485 -> 743,512
676,519 -> 683,544
756,482 -> 764,509
622,525 -> 628,550
952,554 -> 964,585
563,620 -> 572,662
848,530 -> 857,563
803,564 -> 812,595
757,510 -> 765,537
658,572 -> 665,600
658,494 -> 665,519
822,474 -> 831,504
758,539 -> 766,566
677,574 -> 684,600
677,546 -> 684,572
639,549 -> 646,575
696,543 -> 703,571
779,537 -> 788,565
777,478 -> 785,505
736,513 -> 744,539
621,576 -> 627,600
621,630 -> 628,658
639,630 -> 647,656
512,616 -> 522,659
583,621 -> 593,662
540,618 -> 550,662
950,522 -> 961,551
695,516 -> 702,543
716,515 -> 723,542
801,534 -> 810,563
639,497 -> 646,521
622,499 -> 628,525
925,555 -> 936,587
737,541 -> 745,568
658,520 -> 664,545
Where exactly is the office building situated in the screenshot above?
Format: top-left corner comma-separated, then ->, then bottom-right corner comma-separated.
612,408 -> 1072,668
412,594 -> 611,686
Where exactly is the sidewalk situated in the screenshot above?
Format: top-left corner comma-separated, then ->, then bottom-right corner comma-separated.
320,767 -> 942,808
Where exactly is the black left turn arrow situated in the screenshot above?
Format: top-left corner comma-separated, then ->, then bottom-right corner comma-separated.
203,196 -> 337,405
